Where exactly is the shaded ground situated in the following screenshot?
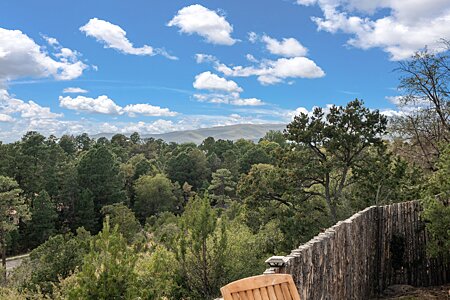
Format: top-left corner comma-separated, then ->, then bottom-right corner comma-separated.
373,284 -> 450,299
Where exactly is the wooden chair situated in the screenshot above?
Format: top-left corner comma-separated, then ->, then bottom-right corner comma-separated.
220,274 -> 301,300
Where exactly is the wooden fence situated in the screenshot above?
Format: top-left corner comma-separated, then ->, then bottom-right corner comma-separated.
265,201 -> 449,299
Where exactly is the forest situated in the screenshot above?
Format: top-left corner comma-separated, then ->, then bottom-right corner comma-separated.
0,47 -> 449,300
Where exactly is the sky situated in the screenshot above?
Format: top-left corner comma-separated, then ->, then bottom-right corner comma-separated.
1,0 -> 450,142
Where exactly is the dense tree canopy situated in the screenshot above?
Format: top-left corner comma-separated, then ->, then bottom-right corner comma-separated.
0,96 -> 447,299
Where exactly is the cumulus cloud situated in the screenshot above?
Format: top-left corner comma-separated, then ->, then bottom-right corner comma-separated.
193,71 -> 242,93
80,18 -> 177,59
210,56 -> 325,85
0,89 -> 62,121
0,28 -> 87,82
59,95 -> 122,115
123,103 -> 178,117
297,0 -> 450,60
0,113 -> 14,122
192,71 -> 264,106
168,4 -> 236,45
261,35 -> 308,57
58,95 -> 177,116
63,87 -> 88,94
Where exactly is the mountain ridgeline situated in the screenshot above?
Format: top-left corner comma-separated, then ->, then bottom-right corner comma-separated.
93,123 -> 287,144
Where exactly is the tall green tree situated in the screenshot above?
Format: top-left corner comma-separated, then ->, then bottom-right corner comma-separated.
285,99 -> 387,221
29,190 -> 57,248
167,148 -> 210,190
177,196 -> 227,299
101,203 -> 141,244
133,174 -> 178,222
208,169 -> 236,207
73,188 -> 96,233
77,145 -> 126,228
421,144 -> 450,260
63,218 -> 137,300
0,176 -> 29,273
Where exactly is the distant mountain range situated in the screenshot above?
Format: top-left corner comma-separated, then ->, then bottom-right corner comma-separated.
93,123 -> 287,144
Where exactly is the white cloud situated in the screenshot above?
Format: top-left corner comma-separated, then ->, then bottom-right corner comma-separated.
59,95 -> 122,115
261,35 -> 308,57
123,103 -> 178,117
297,0 -> 450,60
0,113 -> 14,122
80,18 -> 177,59
0,28 -> 87,82
58,95 -> 177,116
214,56 -> 325,85
63,87 -> 88,94
195,53 -> 217,64
231,98 -> 264,106
248,32 -> 258,43
0,89 -> 62,120
193,71 -> 242,93
246,54 -> 258,63
168,4 -> 236,45
193,93 -> 264,106
80,18 -> 153,55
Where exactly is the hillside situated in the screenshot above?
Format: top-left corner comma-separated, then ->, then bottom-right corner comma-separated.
93,123 -> 287,144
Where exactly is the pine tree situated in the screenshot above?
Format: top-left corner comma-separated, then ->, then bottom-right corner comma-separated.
65,217 -> 137,299
73,189 -> 96,233
0,176 -> 29,275
208,168 -> 236,207
29,190 -> 57,248
77,145 -> 126,229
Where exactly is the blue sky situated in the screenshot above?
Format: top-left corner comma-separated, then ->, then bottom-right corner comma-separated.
1,0 -> 449,141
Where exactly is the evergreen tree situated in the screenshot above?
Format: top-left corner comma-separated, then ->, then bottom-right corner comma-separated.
133,174 -> 178,222
178,196 -> 227,299
29,190 -> 57,248
0,176 -> 29,274
101,203 -> 141,244
73,189 -> 96,233
64,218 -> 137,300
208,168 -> 236,207
77,145 -> 126,228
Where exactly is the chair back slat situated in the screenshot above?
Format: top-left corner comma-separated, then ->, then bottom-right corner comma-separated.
221,274 -> 300,300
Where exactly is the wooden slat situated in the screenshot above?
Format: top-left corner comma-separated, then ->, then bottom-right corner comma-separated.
239,291 -> 249,300
274,284 -> 285,300
260,287 -> 270,300
267,285 -> 277,300
253,288 -> 263,300
281,283 -> 293,300
246,289 -> 256,300
232,292 -> 240,300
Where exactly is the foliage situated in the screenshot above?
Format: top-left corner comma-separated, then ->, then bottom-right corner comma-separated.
62,218 -> 137,300
285,99 -> 387,221
77,145 -> 126,229
421,144 -> 450,260
208,168 -> 236,207
16,228 -> 91,294
133,174 -> 179,222
101,203 -> 141,244
392,41 -> 450,170
0,176 -> 29,271
132,245 -> 179,299
28,190 -> 57,248
167,147 -> 210,190
177,196 -> 227,299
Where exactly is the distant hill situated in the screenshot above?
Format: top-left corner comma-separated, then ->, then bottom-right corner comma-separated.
93,123 -> 287,144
